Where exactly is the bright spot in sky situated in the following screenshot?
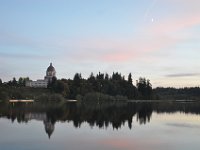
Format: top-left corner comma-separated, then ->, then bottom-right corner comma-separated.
151,18 -> 154,22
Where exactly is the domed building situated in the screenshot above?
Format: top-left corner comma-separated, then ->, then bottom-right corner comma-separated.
26,63 -> 56,88
45,63 -> 56,82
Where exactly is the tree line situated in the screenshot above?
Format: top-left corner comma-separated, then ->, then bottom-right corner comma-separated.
1,75 -> 200,101
154,87 -> 200,100
48,72 -> 153,100
0,77 -> 29,87
0,72 -> 153,101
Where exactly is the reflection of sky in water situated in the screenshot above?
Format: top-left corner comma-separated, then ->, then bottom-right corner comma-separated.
0,113 -> 200,150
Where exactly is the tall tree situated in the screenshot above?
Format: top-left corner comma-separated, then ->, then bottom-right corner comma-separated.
136,77 -> 153,100
73,73 -> 82,87
105,73 -> 109,80
23,77 -> 30,86
88,73 -> 95,81
18,77 -> 24,86
128,73 -> 133,85
12,77 -> 17,86
55,80 -> 70,97
146,79 -> 153,99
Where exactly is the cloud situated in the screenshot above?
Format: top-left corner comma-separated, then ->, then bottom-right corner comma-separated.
1,0 -> 200,65
165,73 -> 200,78
151,15 -> 200,35
64,1 -> 200,63
166,123 -> 200,128
62,34 -> 180,63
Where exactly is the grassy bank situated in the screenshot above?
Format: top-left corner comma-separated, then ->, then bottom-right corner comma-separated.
0,86 -> 65,102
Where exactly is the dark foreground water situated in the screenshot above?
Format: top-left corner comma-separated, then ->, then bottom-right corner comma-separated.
0,101 -> 200,150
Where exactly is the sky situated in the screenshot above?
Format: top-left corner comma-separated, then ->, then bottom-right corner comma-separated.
0,0 -> 200,87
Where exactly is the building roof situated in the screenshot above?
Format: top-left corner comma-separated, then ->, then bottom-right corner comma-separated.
47,63 -> 55,72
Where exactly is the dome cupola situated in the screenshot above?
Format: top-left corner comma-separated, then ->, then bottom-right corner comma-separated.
47,63 -> 55,72
45,63 -> 56,81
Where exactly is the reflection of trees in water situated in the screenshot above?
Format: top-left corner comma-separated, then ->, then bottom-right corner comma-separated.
72,102 -> 138,129
0,102 -> 152,129
1,102 -> 200,137
136,103 -> 152,124
153,102 -> 200,115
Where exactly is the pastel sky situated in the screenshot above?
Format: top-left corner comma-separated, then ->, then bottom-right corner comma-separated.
0,0 -> 200,87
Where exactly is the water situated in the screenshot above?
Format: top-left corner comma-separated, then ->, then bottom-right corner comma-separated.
0,101 -> 200,150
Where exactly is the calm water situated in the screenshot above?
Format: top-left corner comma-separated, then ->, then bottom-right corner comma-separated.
0,101 -> 200,150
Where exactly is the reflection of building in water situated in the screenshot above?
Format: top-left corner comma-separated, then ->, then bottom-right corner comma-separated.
25,113 -> 47,121
26,63 -> 56,88
25,113 -> 55,139
44,120 -> 55,139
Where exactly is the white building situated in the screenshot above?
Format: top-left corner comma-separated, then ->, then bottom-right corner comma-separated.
26,63 -> 56,88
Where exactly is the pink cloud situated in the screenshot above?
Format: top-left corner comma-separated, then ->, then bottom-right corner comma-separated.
98,38 -> 177,62
68,17 -> 200,63
39,0 -> 200,64
89,14 -> 200,62
62,37 -> 174,63
151,15 -> 200,35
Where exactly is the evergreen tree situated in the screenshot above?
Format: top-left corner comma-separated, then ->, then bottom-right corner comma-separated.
146,79 -> 152,99
18,77 -> 24,86
55,80 -> 69,97
136,77 -> 152,99
128,73 -> 133,85
23,77 -> 30,86
12,77 -> 17,86
105,73 -> 109,80
88,73 -> 95,81
73,73 -> 82,87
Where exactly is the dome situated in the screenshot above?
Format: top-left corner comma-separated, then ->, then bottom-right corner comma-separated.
45,63 -> 56,81
47,63 -> 55,72
44,120 -> 55,139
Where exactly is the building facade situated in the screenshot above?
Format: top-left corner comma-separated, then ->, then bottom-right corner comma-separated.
26,63 -> 56,88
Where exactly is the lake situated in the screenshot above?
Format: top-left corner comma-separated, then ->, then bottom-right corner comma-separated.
0,101 -> 200,150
